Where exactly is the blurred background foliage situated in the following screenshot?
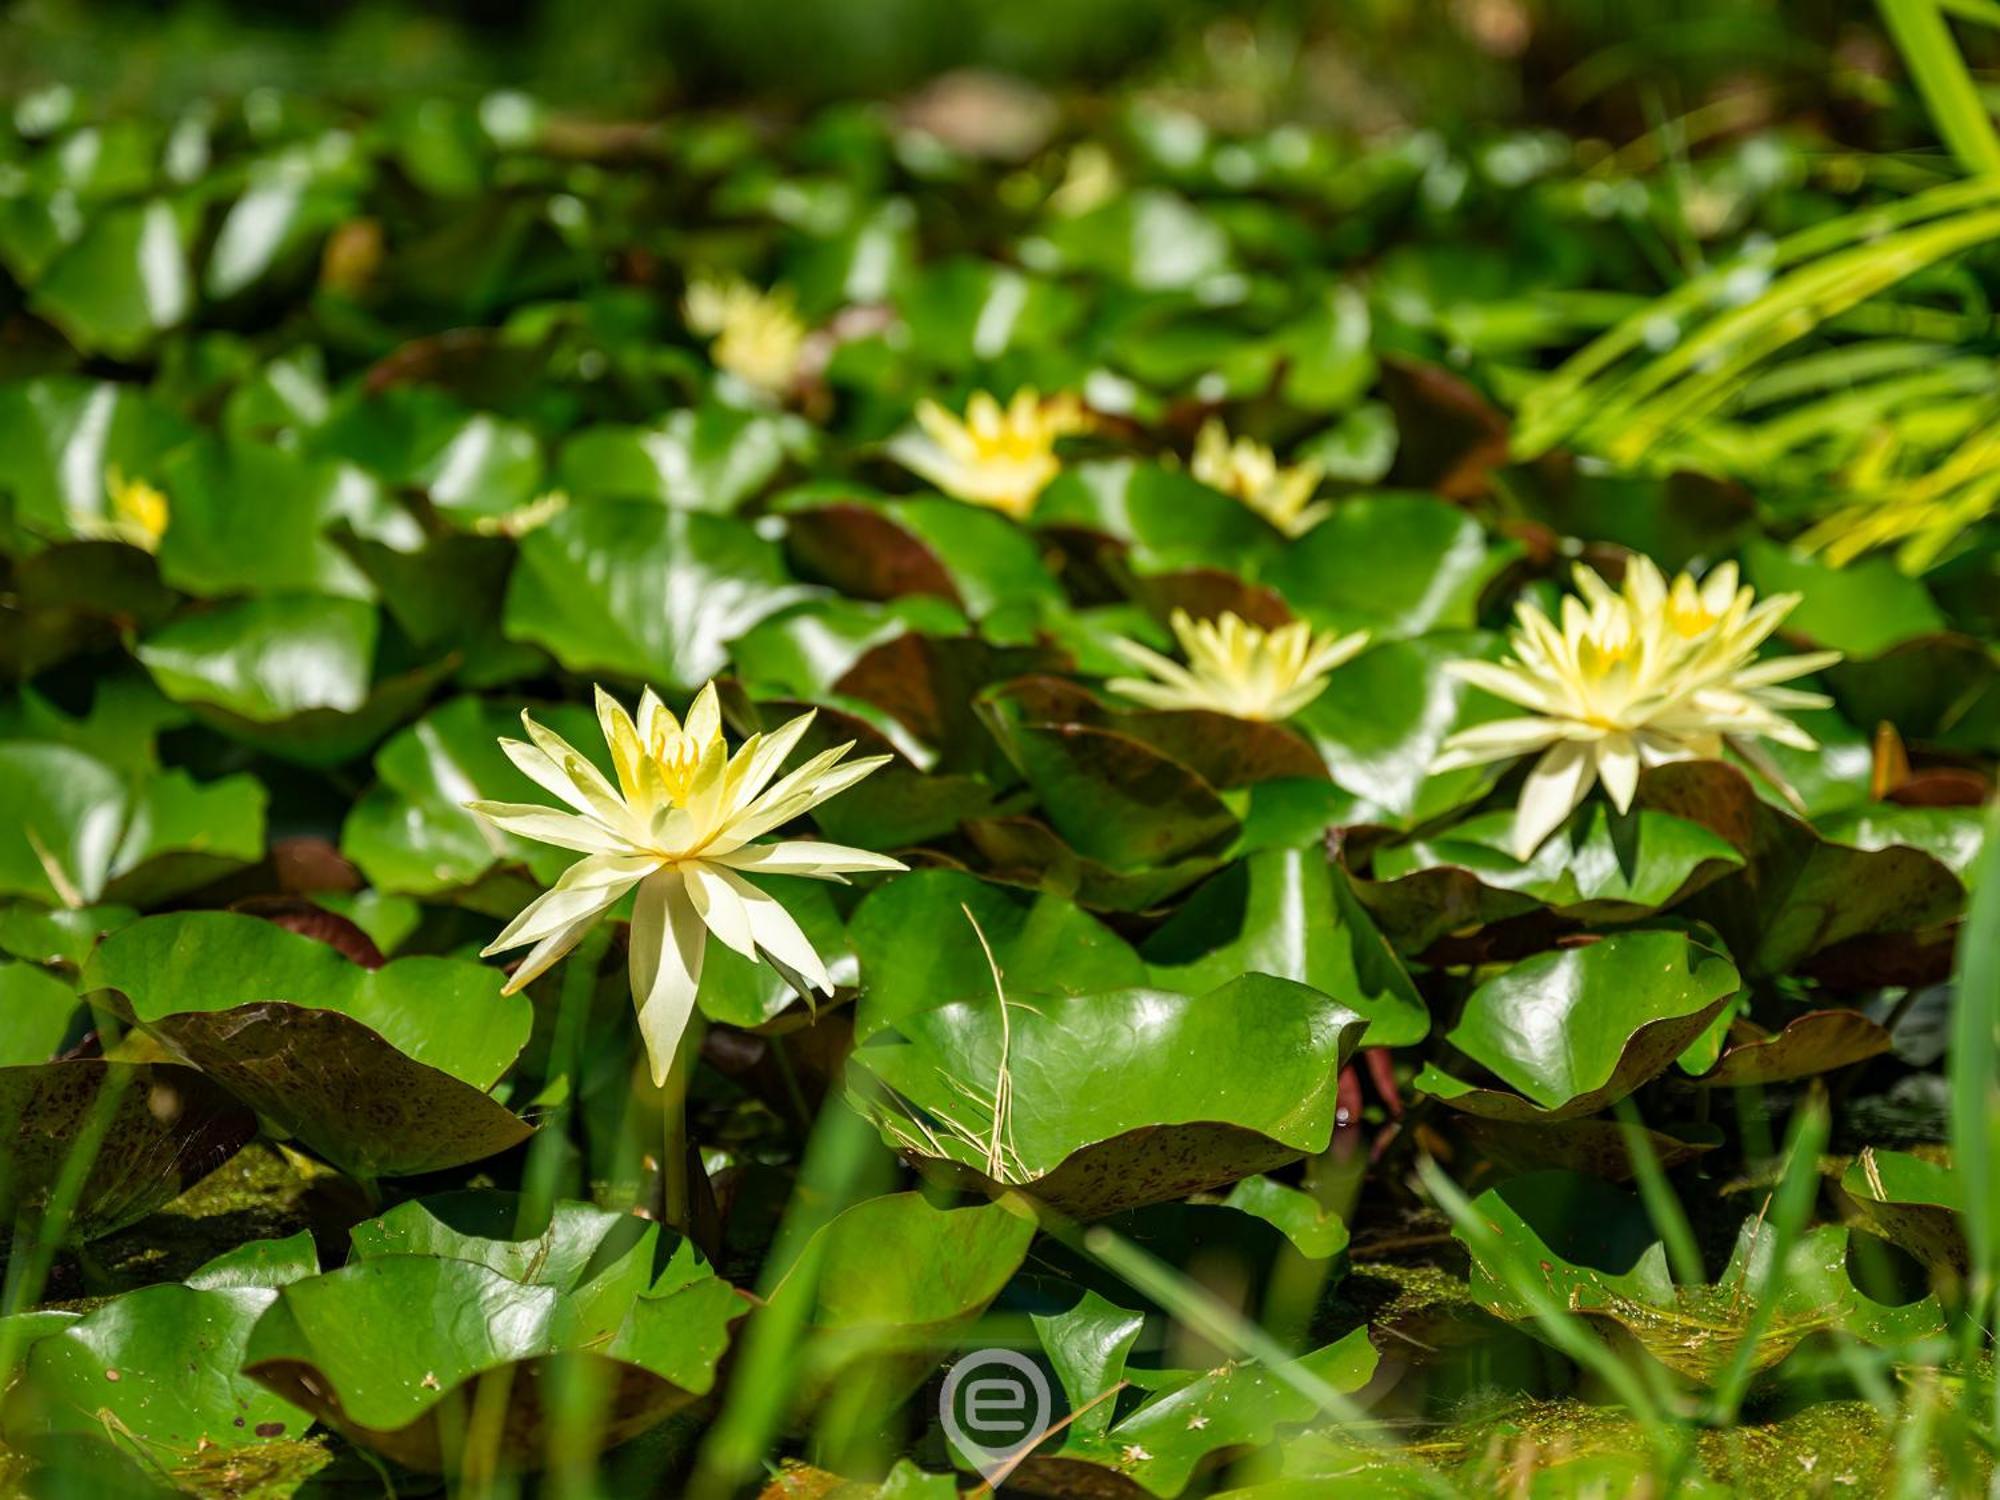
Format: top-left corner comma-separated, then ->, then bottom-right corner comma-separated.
0,0 -> 1958,137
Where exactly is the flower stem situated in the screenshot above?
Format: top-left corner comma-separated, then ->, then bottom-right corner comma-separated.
655,1018 -> 705,1233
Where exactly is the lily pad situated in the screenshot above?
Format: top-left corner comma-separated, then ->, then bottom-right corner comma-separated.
1140,847 -> 1427,1046
1837,1148 -> 1966,1277
244,1194 -> 745,1471
849,867 -> 1146,1040
1261,493 -> 1513,638
557,403 -> 807,513
782,495 -> 1063,618
963,815 -> 1229,912
850,975 -> 1365,1217
0,1061 -> 255,1242
0,963 -> 81,1065
137,592 -> 449,766
1457,1172 -> 1942,1383
1686,1009 -> 1893,1088
1415,931 -> 1740,1122
504,499 -> 809,691
341,695 -> 604,900
88,911 -> 529,1089
2,1233 -> 317,1471
979,681 -> 1239,869
1010,1291 -> 1379,1498
0,741 -> 266,908
1359,802 -> 1743,954
87,912 -> 532,1178
1635,762 -> 1970,978
768,1192 -> 1035,1412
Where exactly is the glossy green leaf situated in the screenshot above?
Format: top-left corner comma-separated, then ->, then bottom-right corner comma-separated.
1415,931 -> 1740,1121
504,500 -> 809,690
851,975 -> 1365,1216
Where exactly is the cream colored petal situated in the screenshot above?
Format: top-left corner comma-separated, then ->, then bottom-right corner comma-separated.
1729,650 -> 1842,689
683,682 -> 722,745
1443,659 -> 1562,714
684,861 -> 759,960
484,853 -> 650,954
1512,739 -> 1599,859
716,866 -> 833,994
712,840 -> 908,880
630,868 -> 707,1087
466,801 -> 633,855
1431,716 -> 1570,770
727,708 -> 818,807
499,908 -> 603,995
593,685 -> 648,801
507,723 -> 628,826
1596,732 -> 1641,811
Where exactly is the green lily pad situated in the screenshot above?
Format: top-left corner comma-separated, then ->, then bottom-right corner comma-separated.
87,913 -> 532,1179
1359,802 -> 1744,954
29,200 -> 193,357
341,695 -> 604,900
849,867 -> 1146,1040
1742,539 -> 1948,658
1494,458 -> 1754,573
1457,1172 -> 1942,1383
0,741 -> 265,908
1686,1009 -> 1892,1088
0,378 -> 193,542
244,1195 -> 744,1471
0,962 -> 81,1065
979,681 -> 1239,870
850,975 -> 1365,1217
1414,931 -> 1741,1122
0,1061 -> 255,1242
1035,460 -> 1278,570
1010,1291 -> 1379,1498
768,1191 -> 1035,1414
1293,631 -> 1510,825
154,437 -> 408,601
1141,846 -> 1427,1047
504,500 -> 809,691
557,403 -> 807,513
782,495 -> 1063,618
88,911 -> 529,1089
137,592 -> 449,766
0,902 -> 136,969
1635,762 -> 1970,978
1261,493 -> 1513,638
2,1233 -> 317,1471
1838,1148 -> 1966,1277
963,814 -> 1228,912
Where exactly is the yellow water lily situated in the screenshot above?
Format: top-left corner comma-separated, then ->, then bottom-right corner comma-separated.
890,388 -> 1089,520
80,467 -> 170,551
1108,609 -> 1370,722
1431,557 -> 1841,858
1190,419 -> 1331,538
470,683 -> 904,1083
682,273 -> 808,396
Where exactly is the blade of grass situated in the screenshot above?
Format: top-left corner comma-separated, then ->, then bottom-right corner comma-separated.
1950,795 -> 2000,1445
1879,0 -> 2000,174
1418,1156 -> 1683,1458
1612,1096 -> 1705,1288
1706,1090 -> 1832,1425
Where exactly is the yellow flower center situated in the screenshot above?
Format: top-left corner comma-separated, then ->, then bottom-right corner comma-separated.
105,467 -> 170,544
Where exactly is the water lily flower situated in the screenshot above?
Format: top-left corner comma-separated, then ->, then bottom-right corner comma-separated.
682,273 -> 808,396
470,683 -> 904,1083
78,467 -> 170,551
1190,419 -> 1331,538
1431,557 -> 1842,858
1108,609 -> 1370,722
890,388 -> 1089,520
